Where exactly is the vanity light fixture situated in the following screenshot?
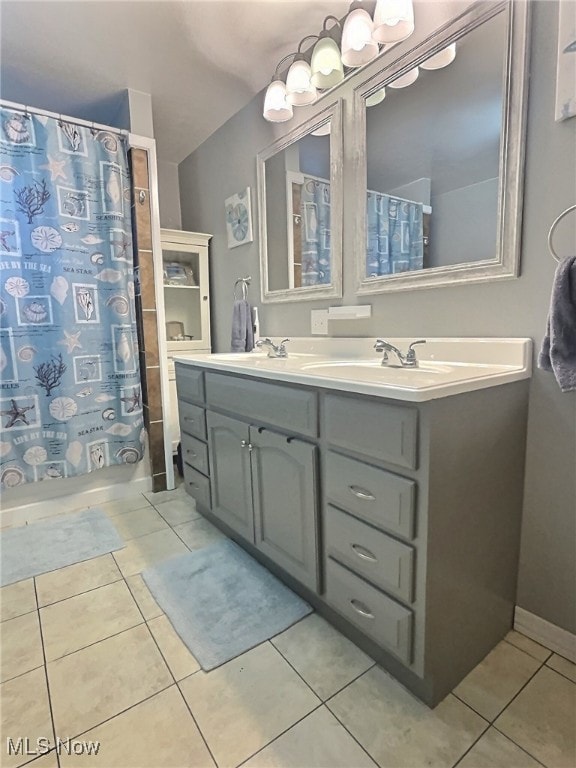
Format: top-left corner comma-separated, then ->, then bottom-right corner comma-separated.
286,35 -> 320,106
263,78 -> 293,122
311,122 -> 331,136
311,16 -> 344,89
388,66 -> 419,88
341,5 -> 379,68
365,87 -> 386,106
420,42 -> 457,70
373,0 -> 415,44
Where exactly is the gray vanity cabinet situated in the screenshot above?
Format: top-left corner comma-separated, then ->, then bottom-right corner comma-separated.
250,428 -> 319,591
206,411 -> 254,542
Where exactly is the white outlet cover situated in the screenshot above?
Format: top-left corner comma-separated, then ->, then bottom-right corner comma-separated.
311,309 -> 329,335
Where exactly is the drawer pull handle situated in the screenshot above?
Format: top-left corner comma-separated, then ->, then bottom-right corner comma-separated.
351,544 -> 377,562
349,486 -> 375,501
184,417 -> 195,423
186,450 -> 197,458
188,481 -> 197,488
350,599 -> 374,619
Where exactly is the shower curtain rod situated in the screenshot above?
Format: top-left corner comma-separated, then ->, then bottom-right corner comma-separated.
0,98 -> 128,137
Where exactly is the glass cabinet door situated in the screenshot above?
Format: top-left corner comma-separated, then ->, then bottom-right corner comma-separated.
162,248 -> 203,343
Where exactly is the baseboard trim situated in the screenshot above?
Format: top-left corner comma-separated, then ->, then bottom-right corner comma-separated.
514,606 -> 576,662
0,476 -> 153,529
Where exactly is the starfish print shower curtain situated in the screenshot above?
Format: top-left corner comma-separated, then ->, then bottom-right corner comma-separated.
0,106 -> 143,489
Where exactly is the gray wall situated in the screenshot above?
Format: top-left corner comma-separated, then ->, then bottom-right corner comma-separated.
179,1 -> 576,634
157,159 -> 183,230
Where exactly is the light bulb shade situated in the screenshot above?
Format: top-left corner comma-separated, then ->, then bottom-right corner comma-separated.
311,122 -> 331,136
311,37 -> 344,89
373,0 -> 415,43
420,43 -> 456,70
286,59 -> 318,105
388,66 -> 419,88
263,80 -> 293,122
366,87 -> 386,107
341,9 -> 379,68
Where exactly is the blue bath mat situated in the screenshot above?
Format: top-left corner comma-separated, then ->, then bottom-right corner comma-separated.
143,539 -> 313,670
0,508 -> 124,586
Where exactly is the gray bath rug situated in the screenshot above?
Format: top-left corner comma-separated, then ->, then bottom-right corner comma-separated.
0,508 -> 124,586
143,539 -> 312,670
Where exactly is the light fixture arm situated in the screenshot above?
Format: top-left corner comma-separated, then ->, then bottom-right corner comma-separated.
297,34 -> 320,54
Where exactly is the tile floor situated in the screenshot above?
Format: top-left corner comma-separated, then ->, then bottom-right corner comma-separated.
1,485 -> 575,768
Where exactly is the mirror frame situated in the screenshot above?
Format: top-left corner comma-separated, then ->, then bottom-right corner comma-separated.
257,99 -> 343,303
353,0 -> 530,295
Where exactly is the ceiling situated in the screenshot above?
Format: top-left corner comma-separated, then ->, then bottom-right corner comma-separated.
0,0 -> 349,163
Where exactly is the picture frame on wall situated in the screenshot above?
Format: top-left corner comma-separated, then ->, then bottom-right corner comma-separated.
225,187 -> 254,249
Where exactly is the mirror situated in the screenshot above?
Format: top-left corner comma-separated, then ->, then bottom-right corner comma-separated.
257,101 -> 343,303
353,1 -> 530,294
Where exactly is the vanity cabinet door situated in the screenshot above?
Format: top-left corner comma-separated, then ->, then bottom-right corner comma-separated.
207,412 -> 254,542
251,428 -> 319,592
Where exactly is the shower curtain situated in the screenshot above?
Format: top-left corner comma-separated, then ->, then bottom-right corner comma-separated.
366,191 -> 424,277
300,176 -> 331,286
0,106 -> 143,489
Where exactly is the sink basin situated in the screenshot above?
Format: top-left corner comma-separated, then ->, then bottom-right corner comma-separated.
300,360 -> 455,386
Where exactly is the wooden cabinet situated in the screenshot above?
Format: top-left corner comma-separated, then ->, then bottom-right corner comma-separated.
162,229 -> 211,452
206,411 -> 320,591
176,363 -> 529,707
251,428 -> 319,591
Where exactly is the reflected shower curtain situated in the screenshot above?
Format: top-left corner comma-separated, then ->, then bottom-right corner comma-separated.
0,106 -> 143,489
366,191 -> 424,277
300,176 -> 331,286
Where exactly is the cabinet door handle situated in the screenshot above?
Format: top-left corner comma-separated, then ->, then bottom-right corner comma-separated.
184,416 -> 195,423
188,481 -> 197,488
241,440 -> 247,448
350,599 -> 374,619
186,449 -> 197,458
349,485 -> 376,501
351,543 -> 377,562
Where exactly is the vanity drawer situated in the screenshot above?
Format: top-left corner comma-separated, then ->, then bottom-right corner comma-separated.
179,401 -> 206,441
325,505 -> 414,603
325,451 -> 415,540
181,432 -> 210,477
205,372 -> 318,438
183,463 -> 211,509
175,364 -> 205,404
325,394 -> 417,470
325,558 -> 413,664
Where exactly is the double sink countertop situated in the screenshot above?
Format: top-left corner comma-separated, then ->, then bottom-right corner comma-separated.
174,337 -> 532,402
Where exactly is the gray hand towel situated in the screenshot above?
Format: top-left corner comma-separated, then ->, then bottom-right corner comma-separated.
231,299 -> 255,353
538,254 -> 576,392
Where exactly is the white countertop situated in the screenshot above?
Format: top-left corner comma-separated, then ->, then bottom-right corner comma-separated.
173,337 -> 532,402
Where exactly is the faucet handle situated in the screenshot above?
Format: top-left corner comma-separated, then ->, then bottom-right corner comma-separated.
280,338 -> 290,346
406,339 -> 426,362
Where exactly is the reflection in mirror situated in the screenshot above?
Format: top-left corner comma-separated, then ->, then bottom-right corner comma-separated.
365,12 -> 505,278
266,126 -> 331,290
258,101 -> 343,303
355,1 -> 529,293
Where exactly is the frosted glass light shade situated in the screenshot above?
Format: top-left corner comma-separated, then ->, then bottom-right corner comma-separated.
311,37 -> 344,89
388,66 -> 419,88
286,59 -> 317,106
373,0 -> 414,44
366,88 -> 386,107
420,43 -> 456,70
341,9 -> 379,68
311,121 -> 331,136
263,80 -> 293,122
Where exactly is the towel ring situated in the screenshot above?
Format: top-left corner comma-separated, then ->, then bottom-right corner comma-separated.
233,276 -> 251,300
548,205 -> 576,262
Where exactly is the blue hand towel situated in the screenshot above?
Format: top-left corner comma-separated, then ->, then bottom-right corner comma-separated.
538,255 -> 576,392
230,299 -> 254,353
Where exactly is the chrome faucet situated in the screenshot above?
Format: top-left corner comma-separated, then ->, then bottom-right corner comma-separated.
374,339 -> 426,368
255,337 -> 290,358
